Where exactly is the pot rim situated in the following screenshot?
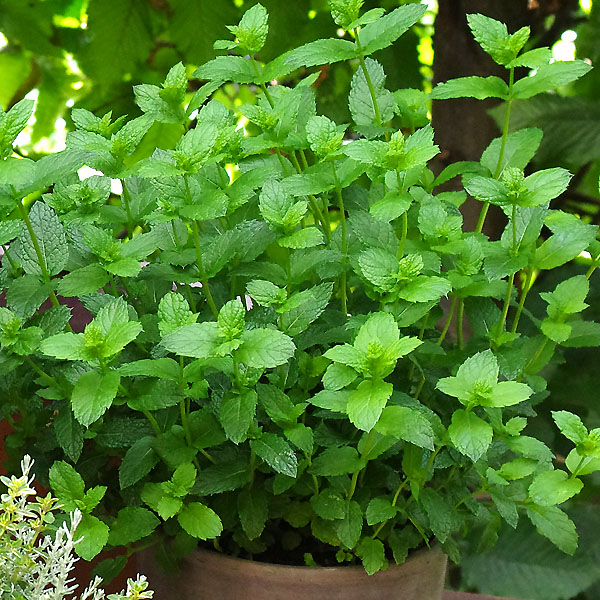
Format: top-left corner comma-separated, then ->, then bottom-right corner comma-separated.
183,543 -> 445,574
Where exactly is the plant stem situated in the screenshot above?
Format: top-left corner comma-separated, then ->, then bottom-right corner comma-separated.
586,252 -> 600,279
511,268 -> 534,333
353,31 -> 381,127
475,67 -> 514,234
121,180 -> 135,236
143,410 -> 161,435
22,356 -> 59,388
524,336 -> 549,374
1,244 -> 19,272
191,220 -> 219,319
331,162 -> 348,314
456,299 -> 464,349
496,272 -> 515,341
437,295 -> 458,346
15,198 -> 61,310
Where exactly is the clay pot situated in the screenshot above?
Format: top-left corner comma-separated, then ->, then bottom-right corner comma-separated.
139,546 -> 447,600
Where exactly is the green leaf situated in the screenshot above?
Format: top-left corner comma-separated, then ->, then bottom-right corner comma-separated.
430,76 -> 508,100
54,405 -> 84,463
349,58 -> 394,135
336,500 -> 363,549
365,497 -> 399,525
356,537 -> 387,575
306,115 -> 344,158
177,502 -> 223,540
227,3 -> 269,54
480,128 -> 543,174
218,299 -> 245,340
534,211 -> 598,270
448,409 -> 493,461
76,514 -> 109,561
540,275 -> 589,319
467,13 -> 527,66
279,282 -> 333,336
284,39 -> 357,69
19,201 -> 67,277
347,379 -> 393,432
246,280 -> 287,306
529,470 -> 583,506
250,433 -> 297,477
323,363 -> 358,391
565,449 -> 600,476
284,423 -> 313,454
520,168 -> 572,207
358,248 -> 398,292
552,411 -> 588,446
561,320 -> 600,348
278,227 -> 325,249
83,0 -> 153,87
6,276 -> 53,320
193,55 -> 259,84
310,489 -> 346,520
237,486 -> 268,540
237,328 -> 295,368
49,461 -> 85,508
108,507 -> 159,546
374,406 -> 435,450
118,358 -> 181,382
527,505 -> 578,554
72,370 -> 121,427
309,446 -> 365,476
512,61 -> 592,100
359,4 -> 426,55
193,462 -> 249,495
463,175 -> 509,206
219,389 -> 258,444
161,322 -> 219,359
56,264 -> 110,297
487,381 -> 532,408
119,436 -> 159,489
420,487 -> 460,543
397,276 -> 452,303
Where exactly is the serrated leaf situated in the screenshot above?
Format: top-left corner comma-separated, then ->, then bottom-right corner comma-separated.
119,436 -> 159,489
527,505 -> 578,554
285,39 -> 357,69
448,409 -> 493,461
54,405 -> 84,463
19,202 -> 67,277
219,389 -> 257,444
309,446 -> 364,476
512,60 -> 592,100
375,406 -> 435,450
365,497 -> 399,525
237,328 -> 295,368
420,487 -> 460,543
72,370 -> 121,426
431,76 -> 509,100
161,322 -> 219,359
529,470 -> 583,506
278,227 -> 324,249
237,486 -> 268,540
108,507 -> 159,546
347,379 -> 392,432
336,500 -> 363,549
251,433 -> 297,477
75,514 -> 109,561
49,461 -> 85,507
480,128 -> 543,174
56,264 -> 110,297
177,502 -> 222,540
360,4 -> 425,54
356,537 -> 387,575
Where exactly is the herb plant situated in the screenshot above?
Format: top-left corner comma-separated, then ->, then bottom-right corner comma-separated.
0,455 -> 153,599
1,1 -> 599,576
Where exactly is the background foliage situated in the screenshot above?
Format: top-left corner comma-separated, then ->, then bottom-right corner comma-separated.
1,1 -> 600,598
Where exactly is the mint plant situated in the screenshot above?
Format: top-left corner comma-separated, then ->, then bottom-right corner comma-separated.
1,1 -> 599,577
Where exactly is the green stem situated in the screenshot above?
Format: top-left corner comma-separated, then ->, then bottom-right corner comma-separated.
143,410 -> 161,435
437,295 -> 458,346
250,54 -> 275,108
22,356 -> 59,388
15,198 -> 61,310
331,162 -> 348,314
347,469 -> 360,504
524,337 -> 549,374
191,220 -> 219,319
121,180 -> 135,236
1,244 -> 19,272
496,272 -> 515,341
171,220 -> 182,250
353,31 -> 381,127
475,67 -> 514,234
456,299 -> 464,350
511,268 -> 534,333
586,252 -> 600,279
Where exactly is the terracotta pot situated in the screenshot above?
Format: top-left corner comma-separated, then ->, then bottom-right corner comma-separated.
138,546 -> 447,600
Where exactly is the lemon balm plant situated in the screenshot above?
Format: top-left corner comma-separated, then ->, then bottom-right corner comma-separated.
1,0 -> 599,579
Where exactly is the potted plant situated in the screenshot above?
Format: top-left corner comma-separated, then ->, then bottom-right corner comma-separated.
1,1 -> 599,598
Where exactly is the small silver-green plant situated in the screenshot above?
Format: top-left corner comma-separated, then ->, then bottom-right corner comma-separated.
0,455 -> 153,600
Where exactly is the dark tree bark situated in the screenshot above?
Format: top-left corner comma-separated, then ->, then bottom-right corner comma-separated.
431,0 -> 580,234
